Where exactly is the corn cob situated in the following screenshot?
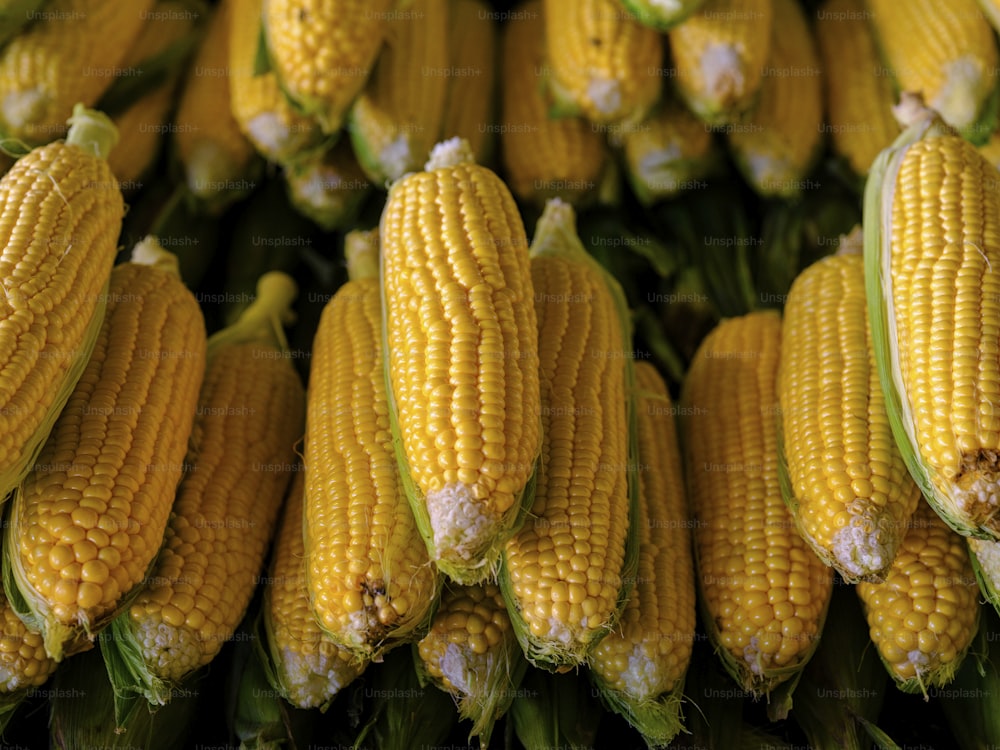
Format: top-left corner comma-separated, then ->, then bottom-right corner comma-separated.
866,0 -> 998,138
0,0 -> 154,144
864,96 -> 1000,541
106,272 -> 305,705
173,0 -> 258,212
283,139 -> 371,231
415,582 -> 527,746
348,0 -> 449,185
814,0 -> 900,177
501,199 -> 637,670
263,0 -> 390,134
3,238 -> 206,662
588,361 -> 695,746
667,0 -> 773,124
617,0 -> 705,29
778,235 -> 922,583
541,0 -> 663,125
305,229 -> 440,659
0,105 -> 123,510
682,311 -> 833,702
500,0 -> 609,207
968,536 -> 1000,618
229,0 -> 325,165
856,500 -> 980,693
725,0 -> 822,198
440,0 -> 497,165
265,470 -> 367,710
0,587 -> 57,693
380,138 -> 541,584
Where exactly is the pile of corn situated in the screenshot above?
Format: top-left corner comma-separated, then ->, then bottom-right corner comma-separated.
2,0 -> 1000,748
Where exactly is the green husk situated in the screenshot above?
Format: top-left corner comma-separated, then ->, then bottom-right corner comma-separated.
0,0 -> 47,48
969,538 -> 1000,618
618,0 -> 706,31
587,675 -> 686,750
939,603 -> 1000,749
283,139 -> 372,231
509,667 -> 603,750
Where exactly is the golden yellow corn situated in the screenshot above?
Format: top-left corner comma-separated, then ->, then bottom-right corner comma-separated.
305,229 -> 439,659
264,470 -> 367,710
668,0 -> 773,124
968,536 -> 1000,617
542,0 -> 663,125
588,361 -> 695,746
617,0 -> 705,29
0,0 -> 154,144
856,500 -> 981,693
0,586 -> 57,693
814,0 -> 900,177
4,238 -> 206,662
778,238 -> 922,583
284,133 -> 371,232
380,138 -> 541,585
682,311 -> 833,697
502,198 -> 635,670
500,0 -> 609,207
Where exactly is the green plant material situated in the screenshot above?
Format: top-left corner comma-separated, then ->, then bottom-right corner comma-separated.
509,668 -> 602,750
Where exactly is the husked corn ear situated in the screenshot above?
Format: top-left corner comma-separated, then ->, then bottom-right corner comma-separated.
284,135 -> 371,232
725,0 -> 822,198
440,0 -> 497,165
416,582 -> 526,745
0,105 -> 123,511
778,237 -> 922,583
305,229 -> 439,659
682,311 -> 833,699
542,0 -> 663,125
865,98 -> 1000,541
617,0 -> 705,29
668,0 -> 773,124
173,0 -> 258,211
381,137 -> 541,585
110,273 -> 305,703
501,198 -> 636,670
500,1 -> 609,207
856,501 -> 980,693
867,0 -> 998,137
0,587 -> 57,693
263,0 -> 390,134
229,0 -> 324,165
265,470 -> 367,709
588,361 -> 695,746
814,0 -> 900,177
0,0 -> 154,144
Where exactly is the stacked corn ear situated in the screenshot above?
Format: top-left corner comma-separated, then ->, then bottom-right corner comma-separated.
777,233 -> 922,583
415,582 -> 527,747
501,198 -> 638,670
348,0 -> 449,185
856,500 -> 981,694
0,0 -> 47,48
814,0 -> 900,177
667,0 -> 774,124
263,470 -> 367,710
0,104 -> 124,509
864,96 -> 1000,541
587,361 -> 695,747
172,0 -> 258,212
617,0 -> 705,30
263,0 -> 391,134
0,0 -> 154,144
725,0 -> 823,198
682,311 -> 833,712
304,228 -> 440,660
283,139 -> 372,231
104,272 -> 305,707
3,236 -> 206,663
0,586 -> 57,730
866,0 -> 999,141
499,0 -> 609,207
380,138 -> 541,584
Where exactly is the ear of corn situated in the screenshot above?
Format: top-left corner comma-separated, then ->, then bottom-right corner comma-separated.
500,198 -> 639,670
777,235 -> 922,583
587,360 -> 696,747
864,97 -> 1000,541
667,0 -> 774,124
305,229 -> 440,660
541,0 -> 663,125
617,0 -> 706,30
0,586 -> 57,696
682,311 -> 834,709
380,138 -> 542,585
856,500 -> 981,694
103,272 -> 305,707
283,139 -> 372,231
262,0 -> 391,134
814,0 -> 900,177
499,0 -> 609,207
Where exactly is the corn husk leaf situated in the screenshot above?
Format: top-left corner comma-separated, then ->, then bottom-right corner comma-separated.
939,603 -> 1000,749
508,667 -> 602,750
618,0 -> 706,31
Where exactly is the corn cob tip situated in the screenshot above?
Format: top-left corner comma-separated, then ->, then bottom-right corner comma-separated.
835,225 -> 864,256
530,198 -> 581,258
344,228 -> 380,282
426,483 -> 499,568
65,104 -> 119,161
131,236 -> 181,276
829,513 -> 897,582
701,45 -> 744,103
891,92 -> 943,131
424,137 -> 476,171
184,140 -> 241,201
207,271 -> 297,354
